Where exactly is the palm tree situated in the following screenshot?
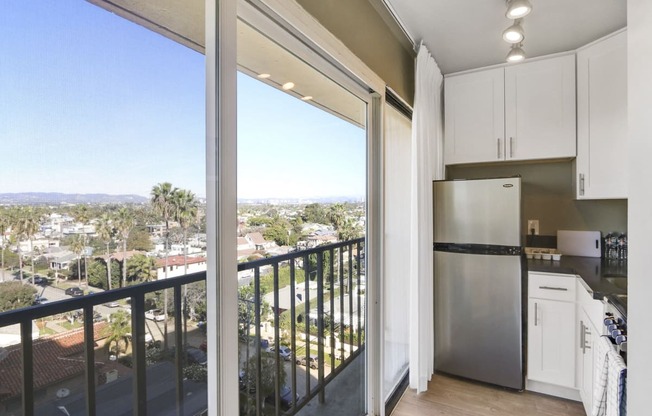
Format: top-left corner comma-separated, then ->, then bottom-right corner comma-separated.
14,207 -> 42,284
329,203 -> 346,232
114,207 -> 135,288
96,213 -> 115,291
70,235 -> 85,288
74,206 -> 91,289
127,254 -> 157,283
172,189 -> 198,274
151,182 -> 178,351
0,210 -> 9,282
172,188 -> 198,348
105,310 -> 131,358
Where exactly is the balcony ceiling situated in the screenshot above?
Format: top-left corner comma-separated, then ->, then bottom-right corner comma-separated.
382,0 -> 627,74
88,0 -> 365,127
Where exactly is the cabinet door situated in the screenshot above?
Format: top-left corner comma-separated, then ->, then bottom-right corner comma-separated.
578,310 -> 595,415
576,31 -> 627,199
528,298 -> 576,387
444,68 -> 505,164
505,55 -> 576,161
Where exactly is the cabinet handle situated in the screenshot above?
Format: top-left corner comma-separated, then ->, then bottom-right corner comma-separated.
539,286 -> 568,291
584,325 -> 592,350
510,137 -> 514,158
534,302 -> 538,326
580,320 -> 585,354
497,138 -> 501,159
579,173 -> 585,196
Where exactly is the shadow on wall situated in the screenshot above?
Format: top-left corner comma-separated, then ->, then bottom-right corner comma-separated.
447,161 -> 627,235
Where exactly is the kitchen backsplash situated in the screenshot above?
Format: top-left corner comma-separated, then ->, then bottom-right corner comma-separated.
447,161 -> 628,235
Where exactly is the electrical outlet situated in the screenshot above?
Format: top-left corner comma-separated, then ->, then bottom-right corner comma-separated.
527,220 -> 539,235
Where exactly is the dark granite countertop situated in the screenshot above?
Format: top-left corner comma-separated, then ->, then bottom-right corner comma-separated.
527,256 -> 627,316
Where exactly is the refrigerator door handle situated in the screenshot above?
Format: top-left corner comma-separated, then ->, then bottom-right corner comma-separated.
534,302 -> 538,326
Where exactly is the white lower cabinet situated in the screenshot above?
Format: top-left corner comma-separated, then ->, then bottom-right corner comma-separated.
527,273 -> 577,390
576,279 -> 606,414
578,308 -> 596,414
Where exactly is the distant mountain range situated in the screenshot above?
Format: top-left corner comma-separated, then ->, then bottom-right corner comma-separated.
237,196 -> 365,205
0,192 -> 149,205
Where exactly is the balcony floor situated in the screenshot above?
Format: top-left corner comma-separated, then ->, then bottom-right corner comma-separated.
392,374 -> 586,416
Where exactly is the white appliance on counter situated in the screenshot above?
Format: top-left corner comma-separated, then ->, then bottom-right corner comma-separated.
433,177 -> 524,390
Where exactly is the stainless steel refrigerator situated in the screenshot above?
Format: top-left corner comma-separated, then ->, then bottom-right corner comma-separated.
433,177 -> 524,390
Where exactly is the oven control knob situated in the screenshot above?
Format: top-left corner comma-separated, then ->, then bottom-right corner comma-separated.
611,329 -> 623,338
604,317 -> 616,326
608,324 -> 619,333
615,334 -> 627,345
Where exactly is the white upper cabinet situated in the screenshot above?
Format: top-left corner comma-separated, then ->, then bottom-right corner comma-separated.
505,54 -> 577,161
576,30 -> 628,199
444,68 -> 505,165
444,54 -> 576,165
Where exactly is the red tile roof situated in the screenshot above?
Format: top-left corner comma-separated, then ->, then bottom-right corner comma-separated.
0,322 -> 108,402
155,255 -> 207,268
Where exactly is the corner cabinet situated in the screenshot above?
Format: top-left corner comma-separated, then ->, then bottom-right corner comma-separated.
444,54 -> 576,166
527,273 -> 576,388
576,30 -> 628,199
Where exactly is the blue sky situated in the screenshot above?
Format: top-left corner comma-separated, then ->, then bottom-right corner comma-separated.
0,0 -> 365,200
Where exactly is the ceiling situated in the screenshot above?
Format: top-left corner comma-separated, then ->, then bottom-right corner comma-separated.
382,0 -> 627,74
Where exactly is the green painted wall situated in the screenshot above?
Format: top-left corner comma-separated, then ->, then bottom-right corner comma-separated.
447,161 -> 628,237
296,0 -> 415,105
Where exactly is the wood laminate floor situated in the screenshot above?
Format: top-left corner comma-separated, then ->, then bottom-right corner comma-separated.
391,374 -> 586,416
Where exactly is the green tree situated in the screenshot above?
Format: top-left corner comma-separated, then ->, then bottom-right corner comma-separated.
0,281 -> 37,312
127,254 -> 157,283
0,209 -> 10,282
127,227 -> 154,251
105,310 -> 131,358
172,189 -> 198,274
14,207 -> 42,284
73,205 -> 91,291
70,235 -> 85,288
301,203 -> 329,224
238,284 -> 271,338
114,207 -> 135,288
240,352 -> 288,414
329,203 -> 346,230
95,213 -> 115,290
337,218 -> 363,241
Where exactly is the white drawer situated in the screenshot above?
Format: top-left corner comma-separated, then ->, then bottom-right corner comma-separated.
529,272 -> 577,302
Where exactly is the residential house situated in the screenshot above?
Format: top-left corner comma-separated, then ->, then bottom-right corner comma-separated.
155,255 -> 207,280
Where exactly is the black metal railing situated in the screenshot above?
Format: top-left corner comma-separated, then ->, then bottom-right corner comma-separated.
0,237 -> 366,416
237,237 -> 365,416
0,272 -> 205,416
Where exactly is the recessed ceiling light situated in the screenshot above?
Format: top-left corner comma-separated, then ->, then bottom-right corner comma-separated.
301,96 -> 313,101
257,73 -> 271,79
505,0 -> 532,19
502,20 -> 524,44
282,82 -> 295,90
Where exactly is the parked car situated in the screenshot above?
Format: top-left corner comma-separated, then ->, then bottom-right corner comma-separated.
145,309 -> 166,321
296,355 -> 318,369
33,295 -> 49,305
33,275 -> 47,285
269,345 -> 292,361
265,385 -> 300,411
65,287 -> 84,297
186,347 -> 208,366
104,301 -> 120,308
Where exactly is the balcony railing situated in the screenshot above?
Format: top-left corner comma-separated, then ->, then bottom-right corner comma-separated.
0,237 -> 365,416
237,237 -> 365,416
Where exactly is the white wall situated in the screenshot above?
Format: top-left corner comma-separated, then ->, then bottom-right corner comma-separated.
627,1 -> 652,414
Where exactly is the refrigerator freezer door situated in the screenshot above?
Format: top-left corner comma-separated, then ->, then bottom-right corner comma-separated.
434,178 -> 521,247
434,251 -> 523,390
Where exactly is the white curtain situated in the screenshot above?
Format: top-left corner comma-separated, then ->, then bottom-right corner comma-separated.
383,103 -> 412,400
409,43 -> 444,393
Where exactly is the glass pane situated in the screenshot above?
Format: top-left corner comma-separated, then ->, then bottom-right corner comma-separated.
237,18 -> 367,416
1,0 -> 206,414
